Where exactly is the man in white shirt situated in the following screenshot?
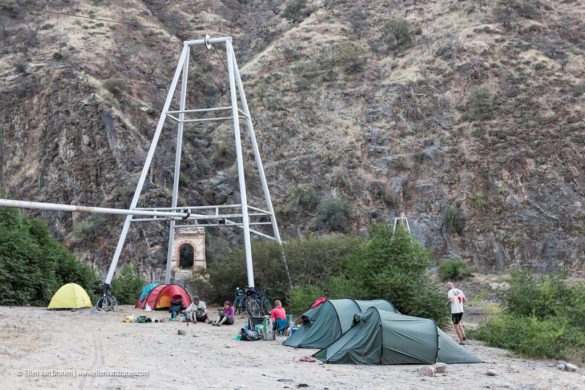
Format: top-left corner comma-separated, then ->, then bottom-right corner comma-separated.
183,295 -> 208,323
446,281 -> 468,344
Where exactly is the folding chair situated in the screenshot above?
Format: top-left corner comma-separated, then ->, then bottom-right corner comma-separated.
273,318 -> 289,336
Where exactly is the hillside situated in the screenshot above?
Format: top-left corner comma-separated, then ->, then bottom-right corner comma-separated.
1,0 -> 584,279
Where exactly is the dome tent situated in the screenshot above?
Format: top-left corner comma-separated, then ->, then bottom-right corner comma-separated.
283,298 -> 397,349
314,307 -> 481,365
135,284 -> 191,310
48,283 -> 92,310
136,282 -> 161,308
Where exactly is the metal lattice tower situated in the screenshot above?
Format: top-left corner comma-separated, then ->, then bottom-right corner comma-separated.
0,36 -> 289,291
106,36 -> 286,288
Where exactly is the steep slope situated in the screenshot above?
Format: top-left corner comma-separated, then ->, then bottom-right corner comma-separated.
1,0 -> 584,278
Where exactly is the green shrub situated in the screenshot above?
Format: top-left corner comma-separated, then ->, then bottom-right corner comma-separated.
443,206 -> 465,236
494,0 -> 541,28
470,314 -> 568,358
467,86 -> 494,120
503,270 -> 571,318
471,271 -> 585,360
103,79 -> 127,95
287,186 -> 319,213
281,0 -> 308,23
337,43 -> 367,73
111,264 -> 145,304
202,234 -> 363,304
439,258 -> 472,281
0,207 -> 97,306
0,0 -> 18,12
332,224 -> 449,327
287,284 -> 325,316
313,198 -> 352,233
73,215 -> 105,243
382,18 -> 413,51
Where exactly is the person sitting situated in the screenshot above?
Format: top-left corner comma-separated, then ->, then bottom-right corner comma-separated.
270,300 -> 288,333
183,295 -> 209,323
212,300 -> 234,326
169,294 -> 185,320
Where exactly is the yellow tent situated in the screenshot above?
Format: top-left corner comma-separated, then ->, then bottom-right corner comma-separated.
48,283 -> 92,309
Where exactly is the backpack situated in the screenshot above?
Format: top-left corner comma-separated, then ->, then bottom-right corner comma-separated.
239,327 -> 261,341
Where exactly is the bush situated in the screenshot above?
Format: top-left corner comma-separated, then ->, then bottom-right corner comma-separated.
471,271 -> 585,360
0,0 -> 18,12
471,314 -> 568,358
331,224 -> 449,327
494,0 -> 541,28
287,284 -> 325,316
103,79 -> 127,95
73,215 -> 105,243
0,207 -> 98,306
443,206 -> 465,236
337,43 -> 367,73
503,270 -> 572,318
281,0 -> 308,23
201,234 -> 363,304
313,198 -> 352,233
382,18 -> 412,51
439,258 -> 472,281
111,264 -> 145,304
467,86 -> 494,120
287,186 -> 319,214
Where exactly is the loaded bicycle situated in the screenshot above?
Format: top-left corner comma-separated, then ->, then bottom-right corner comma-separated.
95,284 -> 118,311
233,287 -> 272,317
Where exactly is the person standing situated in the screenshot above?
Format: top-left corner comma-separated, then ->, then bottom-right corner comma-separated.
446,281 -> 468,344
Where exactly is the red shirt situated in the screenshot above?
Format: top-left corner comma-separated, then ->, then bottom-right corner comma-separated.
270,306 -> 286,321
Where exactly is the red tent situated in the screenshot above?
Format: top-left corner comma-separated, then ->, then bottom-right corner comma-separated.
135,284 -> 191,309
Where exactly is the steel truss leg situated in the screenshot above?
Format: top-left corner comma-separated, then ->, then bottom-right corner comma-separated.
104,45 -> 190,286
231,51 -> 293,290
165,46 -> 190,284
226,39 -> 255,288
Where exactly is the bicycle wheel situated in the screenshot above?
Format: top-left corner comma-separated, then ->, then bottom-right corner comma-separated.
96,295 -> 114,311
261,297 -> 272,316
246,299 -> 261,317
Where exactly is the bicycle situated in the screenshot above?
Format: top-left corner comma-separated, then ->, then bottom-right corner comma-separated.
244,287 -> 272,317
95,284 -> 118,312
233,287 -> 247,315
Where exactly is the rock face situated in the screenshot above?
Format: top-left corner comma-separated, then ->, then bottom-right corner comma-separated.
1,1 -> 585,279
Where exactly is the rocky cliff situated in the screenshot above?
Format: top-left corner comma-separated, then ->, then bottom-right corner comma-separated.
1,0 -> 584,278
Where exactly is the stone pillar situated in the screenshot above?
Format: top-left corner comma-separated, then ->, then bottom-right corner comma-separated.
171,227 -> 206,280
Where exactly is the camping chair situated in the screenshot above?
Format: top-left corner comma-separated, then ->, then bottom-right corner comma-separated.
273,318 -> 289,336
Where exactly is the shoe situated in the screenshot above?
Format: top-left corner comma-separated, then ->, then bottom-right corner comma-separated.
459,341 -> 465,345
212,323 -> 220,327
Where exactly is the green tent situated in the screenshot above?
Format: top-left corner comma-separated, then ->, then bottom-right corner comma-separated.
314,307 -> 481,364
283,298 -> 397,349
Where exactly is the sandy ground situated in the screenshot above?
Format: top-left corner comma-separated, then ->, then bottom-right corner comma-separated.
0,305 -> 583,390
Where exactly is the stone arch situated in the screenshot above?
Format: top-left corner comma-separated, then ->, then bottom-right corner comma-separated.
172,227 -> 206,280
179,243 -> 194,269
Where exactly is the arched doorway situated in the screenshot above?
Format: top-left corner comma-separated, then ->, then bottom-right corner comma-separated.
179,244 -> 194,269
171,227 -> 206,281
